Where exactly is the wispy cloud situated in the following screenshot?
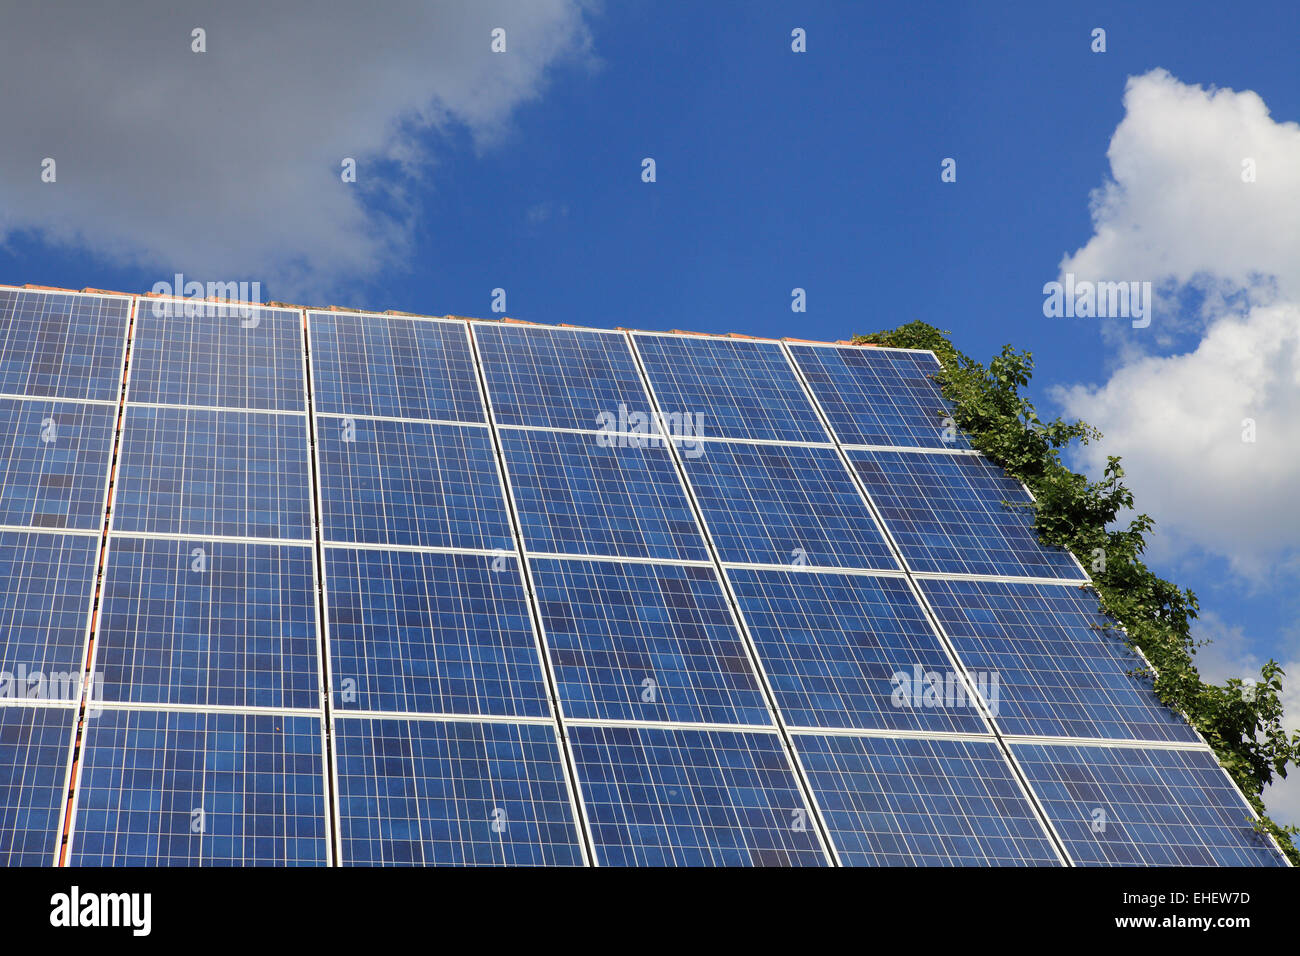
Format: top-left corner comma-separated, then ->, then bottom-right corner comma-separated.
0,1 -> 595,299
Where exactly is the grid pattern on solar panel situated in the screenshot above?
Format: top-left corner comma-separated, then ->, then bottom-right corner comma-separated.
568,724 -> 829,865
317,418 -> 511,550
501,429 -> 708,561
680,440 -> 897,569
325,549 -> 549,718
0,290 -> 129,402
114,406 -> 311,539
920,579 -> 1200,743
308,312 -> 484,422
0,705 -> 75,866
727,568 -> 986,733
70,708 -> 327,866
530,558 -> 769,725
788,344 -> 970,449
475,324 -> 657,431
794,733 -> 1060,866
633,334 -> 828,443
0,531 -> 97,693
128,303 -> 304,411
1011,743 -> 1286,866
95,538 -> 319,709
333,717 -> 584,866
849,449 -> 1081,578
0,399 -> 115,530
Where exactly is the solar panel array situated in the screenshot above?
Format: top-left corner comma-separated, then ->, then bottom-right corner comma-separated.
0,288 -> 1285,867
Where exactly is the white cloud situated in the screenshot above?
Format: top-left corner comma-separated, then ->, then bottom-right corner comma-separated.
1052,69 -> 1300,579
1056,301 -> 1300,577
0,1 -> 594,297
1063,68 -> 1300,307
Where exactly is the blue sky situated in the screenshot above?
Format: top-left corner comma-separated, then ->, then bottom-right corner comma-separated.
2,1 -> 1298,821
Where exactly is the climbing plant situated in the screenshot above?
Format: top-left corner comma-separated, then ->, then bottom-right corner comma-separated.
854,320 -> 1299,863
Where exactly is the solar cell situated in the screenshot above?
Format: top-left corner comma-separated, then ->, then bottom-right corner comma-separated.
794,733 -> 1061,866
0,705 -> 76,866
788,344 -> 969,449
1011,743 -> 1287,866
727,568 -> 986,733
0,399 -> 115,530
501,428 -> 708,562
475,324 -> 656,432
95,538 -> 319,709
0,290 -> 129,402
325,548 -> 549,718
919,579 -> 1200,743
129,302 -> 305,411
679,440 -> 898,570
568,723 -> 830,866
316,418 -> 512,550
848,449 -> 1082,579
69,708 -> 328,866
0,531 -> 98,698
308,312 -> 484,423
529,557 -> 769,725
633,333 -> 828,443
333,716 -> 585,866
114,406 -> 312,540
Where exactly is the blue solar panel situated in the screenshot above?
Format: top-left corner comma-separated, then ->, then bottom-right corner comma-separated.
680,441 -> 898,570
530,558 -> 769,725
0,399 -> 115,530
848,449 -> 1082,579
501,429 -> 708,562
788,344 -> 969,449
333,716 -> 585,866
0,531 -> 97,699
95,538 -> 319,709
325,548 -> 549,718
309,312 -> 484,423
0,290 -> 129,402
0,705 -> 76,866
129,302 -> 304,411
316,418 -> 511,550
633,334 -> 827,443
114,406 -> 311,540
569,724 -> 829,865
476,325 -> 656,432
1011,743 -> 1287,866
728,568 -> 986,733
919,579 -> 1200,743
794,733 -> 1060,866
1,293 -> 1271,870
69,708 -> 327,866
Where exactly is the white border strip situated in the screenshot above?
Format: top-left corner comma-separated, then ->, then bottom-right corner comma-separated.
314,410 -> 487,428
108,529 -> 314,547
0,392 -> 117,408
